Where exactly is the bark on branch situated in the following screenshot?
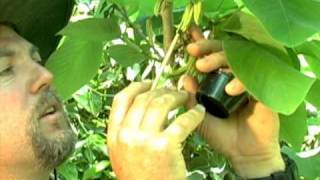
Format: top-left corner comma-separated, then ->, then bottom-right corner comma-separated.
160,0 -> 174,56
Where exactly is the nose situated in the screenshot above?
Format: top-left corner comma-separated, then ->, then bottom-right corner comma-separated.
30,63 -> 54,94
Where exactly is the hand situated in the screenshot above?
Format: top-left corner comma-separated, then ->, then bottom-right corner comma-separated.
182,26 -> 285,178
107,81 -> 206,180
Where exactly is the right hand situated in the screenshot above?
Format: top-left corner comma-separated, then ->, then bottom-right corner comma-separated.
107,81 -> 206,180
181,26 -> 285,178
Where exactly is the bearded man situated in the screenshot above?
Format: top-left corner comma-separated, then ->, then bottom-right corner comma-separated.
0,1 -> 76,179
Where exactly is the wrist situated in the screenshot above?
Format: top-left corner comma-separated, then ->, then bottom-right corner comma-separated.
231,149 -> 285,178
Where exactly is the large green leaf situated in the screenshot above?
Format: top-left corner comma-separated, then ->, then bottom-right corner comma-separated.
46,38 -> 103,100
242,0 -> 320,46
283,146 -> 320,179
222,12 -> 297,68
222,12 -> 281,47
280,104 -> 307,151
296,40 -> 320,78
306,79 -> 320,109
203,0 -> 237,13
59,18 -> 121,42
107,45 -> 146,67
139,0 -> 156,17
202,0 -> 238,19
223,38 -> 315,115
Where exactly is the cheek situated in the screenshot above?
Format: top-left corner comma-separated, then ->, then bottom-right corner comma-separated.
0,90 -> 26,109
0,91 -> 35,163
0,90 -> 31,141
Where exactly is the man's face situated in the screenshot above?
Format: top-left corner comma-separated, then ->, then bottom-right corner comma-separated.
0,25 -> 76,170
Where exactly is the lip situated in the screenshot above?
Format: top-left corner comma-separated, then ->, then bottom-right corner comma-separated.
38,97 -> 62,120
40,110 -> 62,123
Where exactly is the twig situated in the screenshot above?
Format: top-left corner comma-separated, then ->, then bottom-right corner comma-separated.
151,32 -> 180,90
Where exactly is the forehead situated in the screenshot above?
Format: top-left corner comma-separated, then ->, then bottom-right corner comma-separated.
0,25 -> 32,51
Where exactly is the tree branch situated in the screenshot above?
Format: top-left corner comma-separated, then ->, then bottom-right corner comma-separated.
160,0 -> 174,59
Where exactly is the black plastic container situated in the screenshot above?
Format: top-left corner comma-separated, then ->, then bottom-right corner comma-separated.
196,70 -> 248,118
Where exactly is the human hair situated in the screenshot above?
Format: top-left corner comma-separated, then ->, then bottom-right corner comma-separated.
0,21 -> 20,34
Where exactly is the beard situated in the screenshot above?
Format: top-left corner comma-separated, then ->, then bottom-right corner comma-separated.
28,90 -> 76,170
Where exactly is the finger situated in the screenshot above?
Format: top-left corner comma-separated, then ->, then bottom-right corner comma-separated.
188,25 -> 205,41
181,75 -> 198,108
225,78 -> 246,96
187,39 -> 222,57
121,88 -> 168,130
196,51 -> 228,73
163,104 -> 205,143
141,90 -> 189,133
196,113 -> 235,153
108,81 -> 152,144
181,75 -> 198,94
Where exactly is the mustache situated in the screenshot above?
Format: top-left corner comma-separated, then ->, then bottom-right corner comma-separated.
32,90 -> 63,119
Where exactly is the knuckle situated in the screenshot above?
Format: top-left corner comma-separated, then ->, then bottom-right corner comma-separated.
182,110 -> 198,120
118,128 -> 133,145
134,93 -> 149,103
149,93 -> 176,108
162,94 -> 177,102
113,91 -> 128,103
150,137 -> 169,151
128,81 -> 144,90
129,81 -> 141,87
150,96 -> 167,107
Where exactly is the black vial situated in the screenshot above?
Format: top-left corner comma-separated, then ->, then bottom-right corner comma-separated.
196,70 -> 248,118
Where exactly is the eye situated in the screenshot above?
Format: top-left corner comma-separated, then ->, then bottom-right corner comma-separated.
33,58 -> 42,63
0,66 -> 13,76
31,55 -> 42,63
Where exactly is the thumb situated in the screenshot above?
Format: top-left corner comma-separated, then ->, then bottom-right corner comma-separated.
196,113 -> 235,153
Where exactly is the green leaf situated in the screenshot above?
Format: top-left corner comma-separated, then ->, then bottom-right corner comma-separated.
280,103 -> 307,151
282,146 -> 320,179
139,0 -> 157,17
187,172 -> 205,180
222,12 -> 297,68
73,86 -> 103,116
306,79 -> 320,109
110,0 -> 140,15
242,0 -> 320,46
83,160 -> 110,180
203,0 -> 237,13
59,18 -> 121,42
202,0 -> 238,19
308,117 -> 320,126
46,38 -> 103,100
223,38 -> 315,115
296,40 -> 320,78
107,45 -> 146,67
57,161 -> 78,180
175,0 -> 188,8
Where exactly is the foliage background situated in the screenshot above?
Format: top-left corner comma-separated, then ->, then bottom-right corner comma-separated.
45,0 -> 320,179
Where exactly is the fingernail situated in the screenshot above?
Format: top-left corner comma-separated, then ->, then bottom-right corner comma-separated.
226,83 -> 234,92
195,104 -> 206,112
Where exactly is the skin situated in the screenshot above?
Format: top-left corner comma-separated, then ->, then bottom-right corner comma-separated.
108,26 -> 285,179
0,25 -> 75,180
184,26 -> 285,178
108,82 -> 206,180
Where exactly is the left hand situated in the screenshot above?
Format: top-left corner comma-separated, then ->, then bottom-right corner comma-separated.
107,81 -> 206,180
181,26 -> 285,178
